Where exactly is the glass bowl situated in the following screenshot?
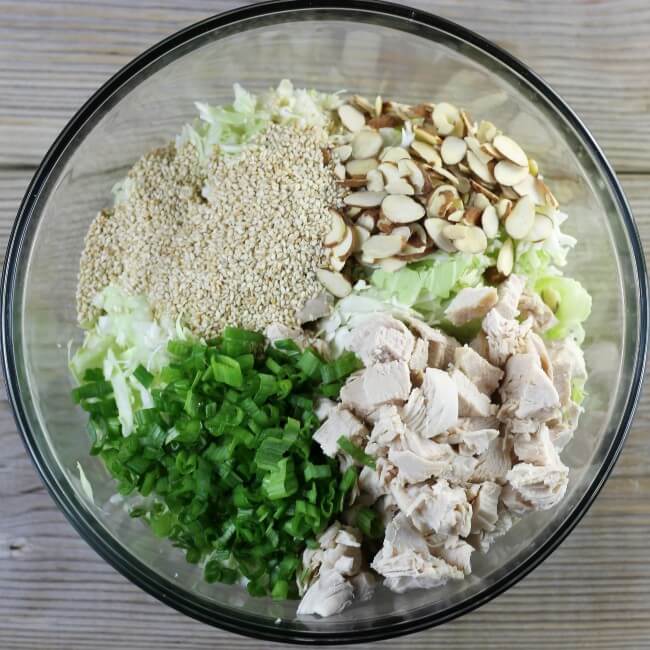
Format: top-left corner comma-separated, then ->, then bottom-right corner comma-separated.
2,0 -> 647,644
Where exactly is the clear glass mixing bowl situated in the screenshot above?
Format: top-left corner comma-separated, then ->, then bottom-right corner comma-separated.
2,1 -> 647,644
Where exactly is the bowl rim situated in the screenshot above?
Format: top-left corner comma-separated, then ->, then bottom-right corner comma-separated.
2,0 -> 648,644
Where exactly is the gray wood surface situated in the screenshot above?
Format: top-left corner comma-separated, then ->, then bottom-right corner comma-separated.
1,2 -> 649,648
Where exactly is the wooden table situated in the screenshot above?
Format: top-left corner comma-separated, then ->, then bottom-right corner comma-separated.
1,1 -> 649,648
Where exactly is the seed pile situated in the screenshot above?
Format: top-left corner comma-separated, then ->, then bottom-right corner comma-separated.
77,124 -> 344,336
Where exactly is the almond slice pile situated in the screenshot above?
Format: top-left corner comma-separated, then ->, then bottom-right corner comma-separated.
318,96 -> 560,294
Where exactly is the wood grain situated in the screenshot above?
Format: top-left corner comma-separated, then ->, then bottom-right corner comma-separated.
1,1 -> 650,171
0,167 -> 649,648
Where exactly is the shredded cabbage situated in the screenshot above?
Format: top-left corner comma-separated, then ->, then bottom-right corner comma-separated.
70,285 -> 191,435
535,275 -> 592,343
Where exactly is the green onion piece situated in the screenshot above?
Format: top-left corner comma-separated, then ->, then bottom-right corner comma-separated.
133,364 -> 154,388
356,507 -> 384,539
337,436 -> 376,468
210,354 -> 243,388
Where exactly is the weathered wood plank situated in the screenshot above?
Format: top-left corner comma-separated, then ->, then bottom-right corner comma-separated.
1,1 -> 650,171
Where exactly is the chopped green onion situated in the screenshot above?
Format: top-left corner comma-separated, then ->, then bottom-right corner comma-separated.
337,436 -> 376,468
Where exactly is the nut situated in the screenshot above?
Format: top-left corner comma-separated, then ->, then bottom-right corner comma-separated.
496,238 -> 514,276
331,226 -> 355,259
433,102 -> 460,135
384,178 -> 415,195
346,158 -> 379,176
351,130 -> 383,159
362,234 -> 405,259
316,268 -> 352,297
442,223 -> 487,253
504,195 -> 535,239
525,213 -> 553,242
440,136 -> 467,165
382,194 -> 426,223
380,146 -> 411,163
338,104 -> 366,132
424,217 -> 456,252
344,191 -> 386,207
410,140 -> 442,166
493,134 -> 528,167
481,204 -> 499,238
366,169 -> 385,192
494,160 -> 529,186
324,210 -> 347,247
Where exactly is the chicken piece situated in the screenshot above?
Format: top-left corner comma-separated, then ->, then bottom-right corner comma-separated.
392,480 -> 472,538
388,448 -> 441,484
471,506 -> 516,553
447,427 -> 500,456
429,536 -> 474,575
482,309 -> 533,367
470,435 -> 512,484
297,570 -> 354,617
420,368 -> 459,436
470,329 -> 490,358
340,361 -> 411,415
409,337 -> 429,373
358,457 -> 398,504
513,423 -> 562,466
349,571 -> 376,602
265,322 -> 330,359
494,274 -> 526,320
548,338 -> 587,407
470,481 -> 502,533
449,367 -> 495,418
499,353 -> 560,421
454,345 -> 504,396
444,286 -> 498,326
503,462 -> 569,514
314,397 -> 337,422
518,288 -> 557,332
371,513 -> 463,593
401,387 -> 427,437
297,292 -> 333,324
365,405 -> 405,457
406,317 -> 460,369
345,314 -> 415,366
524,331 -> 553,379
313,407 -> 368,458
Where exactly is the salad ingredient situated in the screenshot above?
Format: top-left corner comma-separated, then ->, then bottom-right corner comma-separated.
73,325 -> 362,597
78,123 -> 343,337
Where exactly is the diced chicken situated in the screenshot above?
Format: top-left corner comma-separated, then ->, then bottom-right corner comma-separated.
297,570 -> 355,617
297,292 -> 333,324
482,309 -> 532,367
371,513 -> 463,593
340,361 -> 411,416
470,435 -> 512,484
349,571 -> 376,602
429,536 -> 474,575
470,330 -> 490,359
314,397 -> 337,422
499,353 -> 560,421
449,367 -> 495,418
392,480 -> 472,538
444,286 -> 498,326
513,423 -> 562,467
345,315 -> 415,366
265,322 -> 330,359
471,506 -> 516,553
409,337 -> 429,373
503,462 -> 569,514
518,288 -> 557,332
548,338 -> 587,407
524,331 -> 553,379
406,316 -> 459,369
365,405 -> 405,456
401,387 -> 427,437
358,457 -> 397,504
494,274 -> 526,320
454,345 -> 504,396
447,427 -> 500,456
420,368 -> 459,436
470,481 -> 502,533
388,448 -> 441,483
314,407 -> 368,458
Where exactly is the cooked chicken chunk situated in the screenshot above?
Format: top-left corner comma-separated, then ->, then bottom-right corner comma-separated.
449,367 -> 495,418
447,427 -> 500,456
314,397 -> 337,422
420,368 -> 459,436
470,435 -> 512,484
358,457 -> 397,503
409,337 -> 429,373
313,407 -> 368,458
407,316 -> 459,369
297,570 -> 355,617
454,345 -> 504,395
265,322 -> 330,359
482,309 -> 533,367
470,481 -> 502,533
502,462 -> 569,514
513,423 -> 562,466
345,314 -> 415,366
499,353 -> 560,420
429,535 -> 474,575
444,286 -> 498,326
518,288 -> 557,332
494,274 -> 526,320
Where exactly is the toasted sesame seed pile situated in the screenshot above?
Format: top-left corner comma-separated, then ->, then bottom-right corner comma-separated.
76,123 -> 344,337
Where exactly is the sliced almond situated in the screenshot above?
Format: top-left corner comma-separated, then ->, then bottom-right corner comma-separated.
424,217 -> 456,252
352,224 -> 371,250
380,146 -> 411,163
324,210 -> 347,247
431,165 -> 460,186
391,225 -> 411,240
493,134 -> 528,167
316,269 -> 352,297
356,211 -> 378,231
496,198 -> 512,219
525,213 -> 554,242
460,110 -> 475,137
410,140 -> 442,166
500,185 -> 520,200
382,194 -> 425,223
367,114 -> 402,129
477,120 -> 497,143
347,206 -> 362,218
344,191 -> 386,207
464,136 -> 492,164
494,160 -> 529,186
463,206 -> 483,226
456,176 -> 471,195
513,174 -> 545,205
470,179 -> 499,202
442,224 -> 488,254
366,169 -> 385,193
440,136 -> 467,165
385,178 -> 415,195
409,223 -> 427,247
481,142 -> 502,159
496,238 -> 514,276
413,126 -> 440,146
471,192 -> 490,211
375,95 -> 383,117
338,104 -> 366,132
352,130 -> 383,159
346,158 -> 379,177
447,209 -> 465,223
332,226 -> 354,259
427,184 -> 459,218
333,144 -> 352,162
481,204 -> 499,239
351,95 -> 374,115
505,195 -> 535,239
334,163 -> 346,180
338,178 -> 368,188
467,150 -> 495,184
329,256 -> 346,272
378,162 -> 402,184
432,102 -> 460,136
362,234 -> 404,259
398,159 -> 425,193
376,217 -> 394,234
378,256 -> 408,272
399,242 -> 427,256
